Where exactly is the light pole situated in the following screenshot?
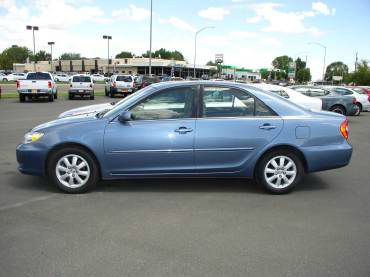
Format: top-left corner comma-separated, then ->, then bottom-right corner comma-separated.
193,26 -> 214,78
103,35 -> 112,73
308,42 -> 326,81
148,0 -> 153,75
48,42 -> 55,73
26,25 -> 39,71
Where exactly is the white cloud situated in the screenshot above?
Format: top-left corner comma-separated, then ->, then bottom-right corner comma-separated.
159,16 -> 195,32
312,1 -> 336,16
198,7 -> 230,21
260,37 -> 282,47
111,4 -> 150,21
248,3 -> 323,36
229,30 -> 257,39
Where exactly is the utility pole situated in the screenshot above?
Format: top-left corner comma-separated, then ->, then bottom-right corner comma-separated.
355,52 -> 358,72
308,42 -> 326,81
48,42 -> 55,72
103,35 -> 112,74
193,26 -> 214,78
148,0 -> 153,76
26,25 -> 39,71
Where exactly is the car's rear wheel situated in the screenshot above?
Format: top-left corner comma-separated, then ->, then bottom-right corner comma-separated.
90,92 -> 95,100
19,94 -> 25,102
354,103 -> 362,116
54,91 -> 58,99
109,88 -> 114,98
68,93 -> 73,100
104,87 -> 108,96
48,147 -> 99,193
256,150 -> 303,194
48,94 -> 54,102
329,105 -> 346,115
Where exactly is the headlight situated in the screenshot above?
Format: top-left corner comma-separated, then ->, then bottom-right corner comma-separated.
24,132 -> 44,144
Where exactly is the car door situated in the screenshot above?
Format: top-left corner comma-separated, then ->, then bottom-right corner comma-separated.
194,85 -> 283,173
104,85 -> 197,175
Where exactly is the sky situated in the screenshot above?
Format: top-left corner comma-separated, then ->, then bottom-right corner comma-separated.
0,0 -> 369,80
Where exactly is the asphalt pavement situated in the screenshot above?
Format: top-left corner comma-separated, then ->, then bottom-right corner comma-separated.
0,97 -> 369,277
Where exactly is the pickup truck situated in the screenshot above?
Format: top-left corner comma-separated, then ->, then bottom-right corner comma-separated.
17,72 -> 57,102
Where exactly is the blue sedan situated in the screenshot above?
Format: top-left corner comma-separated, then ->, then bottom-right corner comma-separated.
16,81 -> 352,194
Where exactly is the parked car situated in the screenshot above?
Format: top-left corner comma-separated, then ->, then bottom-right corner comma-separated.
250,83 -> 322,111
356,86 -> 370,96
17,72 -> 57,102
54,73 -> 70,82
325,86 -> 370,113
0,73 -> 7,81
68,75 -> 94,100
105,75 -> 135,97
58,102 -> 115,118
17,81 -> 352,194
3,72 -> 26,81
290,86 -> 359,116
134,75 -> 160,90
91,74 -> 106,82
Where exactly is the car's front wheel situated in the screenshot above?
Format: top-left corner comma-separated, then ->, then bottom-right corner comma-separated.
256,150 -> 303,194
48,147 -> 99,193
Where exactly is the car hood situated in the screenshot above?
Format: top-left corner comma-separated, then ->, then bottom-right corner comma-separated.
32,113 -> 100,132
58,102 -> 113,118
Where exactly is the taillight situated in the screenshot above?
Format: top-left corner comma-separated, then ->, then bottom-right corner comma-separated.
131,81 -> 135,88
16,80 -> 20,88
340,118 -> 349,140
352,98 -> 356,104
368,95 -> 370,103
48,81 -> 52,89
142,82 -> 148,87
113,81 -> 116,88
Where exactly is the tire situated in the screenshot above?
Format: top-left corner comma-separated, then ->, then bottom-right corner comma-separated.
48,147 -> 99,193
68,93 -> 73,100
90,92 -> 95,100
354,103 -> 362,116
105,87 -> 108,96
3,78 -> 8,82
329,105 -> 346,115
19,94 -> 25,102
256,150 -> 304,194
109,88 -> 114,98
54,91 -> 58,99
48,94 -> 54,102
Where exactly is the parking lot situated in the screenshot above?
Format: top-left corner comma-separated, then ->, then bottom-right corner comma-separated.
0,97 -> 369,276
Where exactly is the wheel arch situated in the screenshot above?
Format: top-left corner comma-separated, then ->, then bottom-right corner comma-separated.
45,142 -> 102,178
253,144 -> 308,177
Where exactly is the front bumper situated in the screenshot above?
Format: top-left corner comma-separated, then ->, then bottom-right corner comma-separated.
16,143 -> 48,176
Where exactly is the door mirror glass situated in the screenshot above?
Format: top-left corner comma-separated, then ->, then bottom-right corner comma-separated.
118,111 -> 133,123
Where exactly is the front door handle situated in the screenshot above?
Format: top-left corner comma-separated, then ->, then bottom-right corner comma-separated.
175,127 -> 193,134
259,123 -> 277,130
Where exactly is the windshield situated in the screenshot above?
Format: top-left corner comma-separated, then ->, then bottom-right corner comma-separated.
26,72 -> 51,80
72,76 -> 91,82
102,86 -> 154,118
116,75 -> 132,82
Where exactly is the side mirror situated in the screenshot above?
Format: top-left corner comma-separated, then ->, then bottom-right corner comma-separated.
118,111 -> 133,123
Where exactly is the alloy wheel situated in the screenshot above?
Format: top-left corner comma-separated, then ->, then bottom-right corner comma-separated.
264,155 -> 297,189
55,154 -> 90,189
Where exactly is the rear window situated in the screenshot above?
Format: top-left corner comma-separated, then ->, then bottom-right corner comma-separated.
116,76 -> 132,82
143,76 -> 160,83
269,89 -> 289,98
72,76 -> 91,82
27,72 -> 51,80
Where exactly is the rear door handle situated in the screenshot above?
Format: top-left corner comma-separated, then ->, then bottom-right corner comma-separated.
259,123 -> 277,130
175,127 -> 193,134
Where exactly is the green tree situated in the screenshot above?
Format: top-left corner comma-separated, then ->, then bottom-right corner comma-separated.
59,53 -> 81,60
296,68 -> 311,83
272,55 -> 293,79
325,61 -> 348,81
142,48 -> 185,61
347,60 -> 370,85
31,50 -> 51,62
0,45 -> 32,70
115,51 -> 133,59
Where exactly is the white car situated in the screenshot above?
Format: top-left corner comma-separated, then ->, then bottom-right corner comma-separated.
68,74 -> 94,100
54,73 -> 70,82
91,74 -> 106,82
250,83 -> 322,111
325,86 -> 370,112
3,73 -> 26,81
105,74 -> 135,97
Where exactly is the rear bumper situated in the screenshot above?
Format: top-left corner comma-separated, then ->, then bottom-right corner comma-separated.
302,142 -> 352,173
18,89 -> 53,95
111,87 -> 133,94
16,143 -> 47,176
69,89 -> 94,95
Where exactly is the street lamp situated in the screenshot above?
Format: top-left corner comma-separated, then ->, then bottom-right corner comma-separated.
103,35 -> 112,73
26,25 -> 39,71
48,42 -> 55,73
193,26 -> 214,77
308,42 -> 327,81
148,0 -> 153,75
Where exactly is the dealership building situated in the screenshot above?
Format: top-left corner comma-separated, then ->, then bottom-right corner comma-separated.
13,57 -> 216,78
